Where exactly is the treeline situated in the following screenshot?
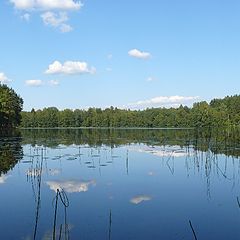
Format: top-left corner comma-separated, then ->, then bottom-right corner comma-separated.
21,95 -> 240,128
0,84 -> 23,129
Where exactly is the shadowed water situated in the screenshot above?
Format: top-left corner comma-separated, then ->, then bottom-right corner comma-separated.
0,128 -> 240,239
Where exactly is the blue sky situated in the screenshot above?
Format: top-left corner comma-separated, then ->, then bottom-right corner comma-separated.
0,0 -> 239,111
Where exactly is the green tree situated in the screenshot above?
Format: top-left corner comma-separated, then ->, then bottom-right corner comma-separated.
0,84 -> 23,128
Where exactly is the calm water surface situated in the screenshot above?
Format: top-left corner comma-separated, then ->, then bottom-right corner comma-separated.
0,129 -> 240,240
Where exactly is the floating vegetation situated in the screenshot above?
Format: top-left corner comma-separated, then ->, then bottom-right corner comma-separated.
100,164 -> 107,167
24,154 -> 35,157
67,157 -> 77,161
88,166 -> 96,169
52,157 -> 61,161
21,160 -> 33,164
85,161 -> 92,164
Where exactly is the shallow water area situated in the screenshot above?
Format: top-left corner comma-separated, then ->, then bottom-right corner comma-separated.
0,128 -> 240,239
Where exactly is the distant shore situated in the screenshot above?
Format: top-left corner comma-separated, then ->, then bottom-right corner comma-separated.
20,127 -> 194,130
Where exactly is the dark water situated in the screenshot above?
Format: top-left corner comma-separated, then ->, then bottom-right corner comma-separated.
0,128 -> 240,240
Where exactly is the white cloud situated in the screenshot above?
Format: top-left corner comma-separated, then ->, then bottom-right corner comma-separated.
45,60 -> 96,75
25,79 -> 59,87
128,145 -> 191,158
10,0 -> 34,10
48,79 -> 59,86
41,11 -> 73,32
128,49 -> 151,59
60,23 -> 73,32
10,0 -> 82,32
10,0 -> 83,11
128,96 -> 200,109
0,174 -> 9,184
0,72 -> 11,84
130,195 -> 152,204
41,11 -> 67,26
21,13 -> 30,21
25,79 -> 43,86
152,150 -> 190,158
46,179 -> 96,193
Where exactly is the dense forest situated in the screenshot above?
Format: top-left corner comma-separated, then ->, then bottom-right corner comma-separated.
21,95 -> 240,128
0,84 -> 23,129
0,84 -> 238,129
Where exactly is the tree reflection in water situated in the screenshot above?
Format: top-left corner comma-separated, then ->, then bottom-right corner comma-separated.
1,128 -> 240,239
0,130 -> 23,177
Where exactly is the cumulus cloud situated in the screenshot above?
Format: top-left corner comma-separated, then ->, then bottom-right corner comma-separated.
45,60 -> 96,75
46,179 -> 96,193
41,11 -> 72,32
10,0 -> 82,32
130,195 -> 152,204
25,79 -> 43,86
128,96 -> 200,109
128,49 -> 151,59
0,72 -> 11,84
10,0 -> 83,11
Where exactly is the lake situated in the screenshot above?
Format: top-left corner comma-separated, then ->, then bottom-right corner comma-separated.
0,128 -> 240,240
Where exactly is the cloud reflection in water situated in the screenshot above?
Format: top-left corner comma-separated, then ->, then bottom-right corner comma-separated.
0,174 -> 9,184
130,195 -> 152,204
46,179 -> 96,193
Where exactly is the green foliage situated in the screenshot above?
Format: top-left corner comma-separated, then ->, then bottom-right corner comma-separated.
0,84 -> 23,129
20,95 -> 240,129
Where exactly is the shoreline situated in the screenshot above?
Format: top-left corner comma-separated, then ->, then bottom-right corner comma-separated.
19,127 -> 195,130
